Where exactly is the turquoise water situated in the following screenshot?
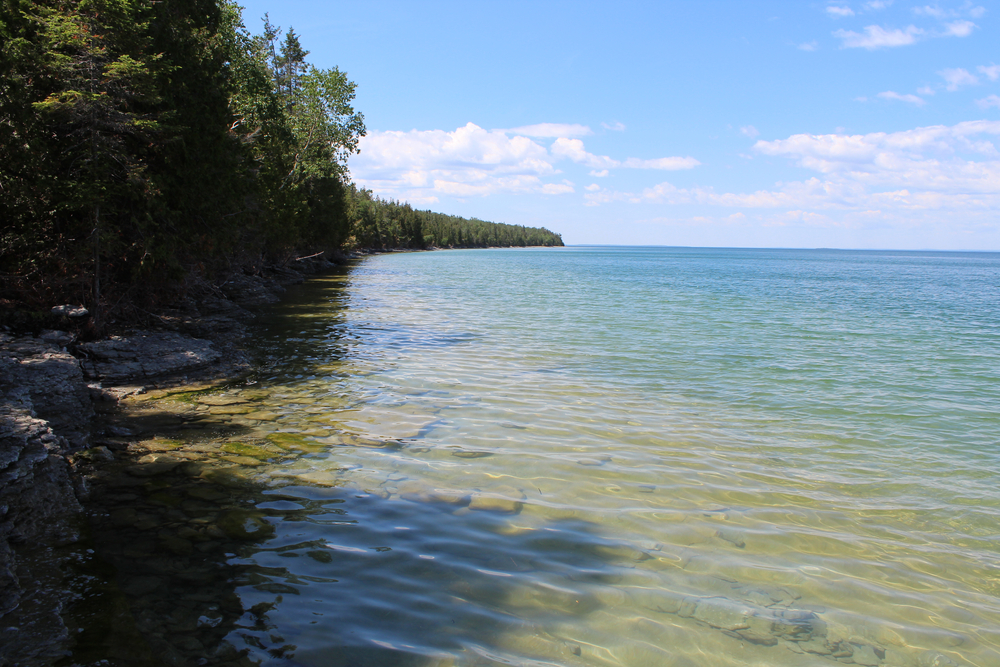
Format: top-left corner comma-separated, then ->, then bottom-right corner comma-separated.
79,247 -> 1000,667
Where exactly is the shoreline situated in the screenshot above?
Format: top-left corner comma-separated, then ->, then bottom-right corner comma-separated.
0,243 -> 565,662
0,253 -> 354,663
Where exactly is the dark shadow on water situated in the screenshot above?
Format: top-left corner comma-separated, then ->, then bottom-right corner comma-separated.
227,486 -> 631,667
62,448 -> 634,667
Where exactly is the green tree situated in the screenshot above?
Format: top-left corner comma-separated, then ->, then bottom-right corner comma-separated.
22,0 -> 161,328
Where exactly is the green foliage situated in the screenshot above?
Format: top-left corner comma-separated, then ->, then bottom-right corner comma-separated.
1,0 -> 164,319
219,4 -> 364,255
345,187 -> 563,250
0,0 -> 561,326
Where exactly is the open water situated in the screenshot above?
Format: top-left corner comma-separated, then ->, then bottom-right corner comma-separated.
73,247 -> 1000,667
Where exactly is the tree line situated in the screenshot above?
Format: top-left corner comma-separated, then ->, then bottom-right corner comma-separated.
0,0 -> 562,328
347,188 -> 563,249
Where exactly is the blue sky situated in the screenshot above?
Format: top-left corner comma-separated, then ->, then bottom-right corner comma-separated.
237,1 -> 1000,249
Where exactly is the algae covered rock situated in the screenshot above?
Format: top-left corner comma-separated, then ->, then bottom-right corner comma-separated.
266,432 -> 326,453
216,510 -> 275,541
220,442 -> 274,460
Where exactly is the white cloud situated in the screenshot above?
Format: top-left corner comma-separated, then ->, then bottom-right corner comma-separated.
601,121 -> 626,132
826,6 -> 855,17
585,183 -> 601,192
798,41 -> 819,51
623,156 -> 701,170
741,125 -> 761,138
587,122 -> 1000,224
352,123 -> 560,199
978,64 -> 1000,81
551,137 -> 699,171
863,0 -> 891,9
542,181 -> 575,195
878,91 -> 926,105
753,121 -> 1000,170
914,3 -> 985,19
943,19 -> 976,36
506,123 -> 592,138
834,24 -> 922,49
917,86 -> 936,95
550,137 -> 618,169
939,67 -> 978,91
352,122 -> 699,201
914,4 -> 948,18
977,95 -> 1000,109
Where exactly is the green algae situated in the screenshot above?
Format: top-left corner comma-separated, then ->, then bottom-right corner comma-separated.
266,433 -> 327,453
220,442 -> 274,459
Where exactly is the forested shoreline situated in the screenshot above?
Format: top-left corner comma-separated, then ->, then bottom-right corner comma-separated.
0,0 -> 562,332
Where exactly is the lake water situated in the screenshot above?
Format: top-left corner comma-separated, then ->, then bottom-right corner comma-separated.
73,247 -> 1000,667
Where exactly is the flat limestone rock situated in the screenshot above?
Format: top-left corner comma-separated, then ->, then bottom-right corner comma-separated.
220,455 -> 265,467
196,396 -> 248,406
208,405 -> 252,415
78,332 -> 221,384
245,411 -> 280,421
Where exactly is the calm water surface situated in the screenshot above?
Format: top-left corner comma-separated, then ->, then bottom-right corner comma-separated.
78,247 -> 1000,667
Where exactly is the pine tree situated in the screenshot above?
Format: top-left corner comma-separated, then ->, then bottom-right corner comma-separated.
26,0 -> 161,328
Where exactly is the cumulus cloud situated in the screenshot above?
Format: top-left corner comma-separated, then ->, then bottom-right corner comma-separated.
352,123 -> 559,200
939,67 -> 978,90
864,0 -> 891,9
601,121 -> 626,131
741,125 -> 761,138
506,123 -> 592,138
826,6 -> 855,17
943,19 -> 976,36
542,181 -> 575,195
978,64 -> 1000,81
550,137 -> 699,171
753,121 -> 1000,169
914,4 -> 985,19
624,157 -> 701,169
878,91 -> 926,105
834,24 -> 923,49
798,41 -> 819,51
914,5 -> 948,18
550,138 -> 618,169
977,95 -> 1000,110
352,122 -> 699,201
586,122 -> 1000,221
917,85 -> 936,95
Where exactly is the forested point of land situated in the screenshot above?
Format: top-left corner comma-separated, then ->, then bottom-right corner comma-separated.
0,0 -> 563,331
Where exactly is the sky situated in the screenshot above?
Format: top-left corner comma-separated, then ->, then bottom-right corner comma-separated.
237,0 -> 1000,249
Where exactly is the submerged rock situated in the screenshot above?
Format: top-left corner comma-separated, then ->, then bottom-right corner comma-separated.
468,490 -> 525,514
220,442 -> 276,460
217,510 -> 274,541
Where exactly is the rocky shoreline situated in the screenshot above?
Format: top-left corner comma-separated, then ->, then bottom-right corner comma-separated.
0,254 -> 348,665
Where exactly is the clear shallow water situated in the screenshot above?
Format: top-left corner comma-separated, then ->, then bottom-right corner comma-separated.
77,247 -> 1000,667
